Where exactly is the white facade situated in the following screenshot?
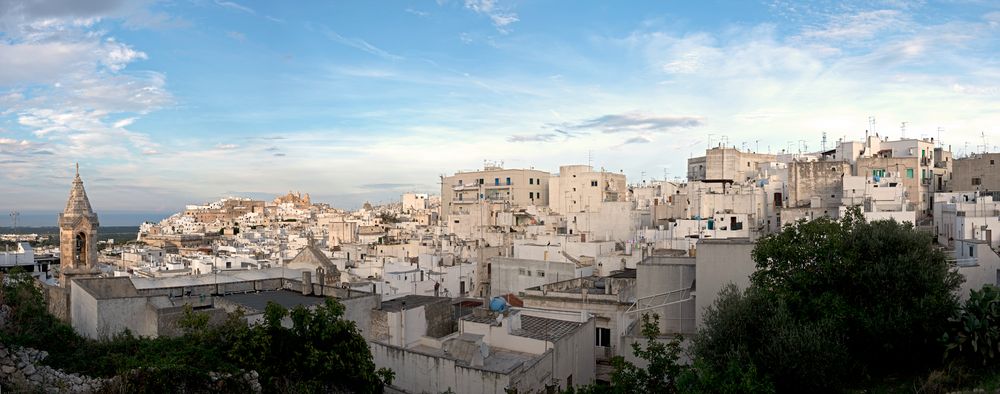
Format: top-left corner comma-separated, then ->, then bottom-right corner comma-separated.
371,308 -> 595,394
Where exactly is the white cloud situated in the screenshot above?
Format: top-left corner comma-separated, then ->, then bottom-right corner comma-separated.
314,25 -> 403,61
0,0 -> 171,196
226,31 -> 246,42
464,0 -> 519,33
799,10 -> 908,42
214,0 -> 254,14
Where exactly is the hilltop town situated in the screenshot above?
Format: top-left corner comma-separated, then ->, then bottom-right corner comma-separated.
3,134 -> 1000,392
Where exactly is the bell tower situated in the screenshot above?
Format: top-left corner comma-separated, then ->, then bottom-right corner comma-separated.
59,163 -> 100,286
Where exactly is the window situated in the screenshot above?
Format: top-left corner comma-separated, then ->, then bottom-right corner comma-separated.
973,178 -> 982,185
906,168 -> 914,178
225,261 -> 231,269
494,178 -> 499,186
478,178 -> 484,185
506,177 -> 511,185
537,270 -> 545,277
529,178 -> 534,185
970,245 -> 975,257
596,328 -> 611,347
518,268 -> 527,275
458,194 -> 463,201
992,160 -> 996,165
529,192 -> 534,199
591,180 -> 598,187
922,169 -> 926,179
458,179 -> 463,185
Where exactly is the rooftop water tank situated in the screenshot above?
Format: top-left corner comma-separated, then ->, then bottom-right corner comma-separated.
489,296 -> 508,312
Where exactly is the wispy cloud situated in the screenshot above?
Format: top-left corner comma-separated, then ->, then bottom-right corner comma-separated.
507,133 -> 557,143
799,10 -> 908,42
405,8 -> 429,17
312,24 -> 403,61
623,136 -> 652,144
560,113 -> 704,133
215,0 -> 254,14
226,31 -> 246,42
362,183 -> 417,190
464,0 -> 519,33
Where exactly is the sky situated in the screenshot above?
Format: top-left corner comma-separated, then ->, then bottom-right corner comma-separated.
1,0 -> 999,225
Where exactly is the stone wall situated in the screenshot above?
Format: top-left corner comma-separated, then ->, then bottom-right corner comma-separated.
0,344 -> 110,393
0,343 -> 262,393
43,283 -> 71,323
423,298 -> 455,338
370,309 -> 390,342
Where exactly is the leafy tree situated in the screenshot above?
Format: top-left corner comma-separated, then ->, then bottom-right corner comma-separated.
218,299 -> 393,393
689,284 -> 844,392
750,207 -> 962,377
692,207 -> 963,391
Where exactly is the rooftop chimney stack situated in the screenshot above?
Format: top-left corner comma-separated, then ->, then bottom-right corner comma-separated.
302,271 -> 312,295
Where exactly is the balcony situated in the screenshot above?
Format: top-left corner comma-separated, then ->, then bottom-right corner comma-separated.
452,184 -> 480,191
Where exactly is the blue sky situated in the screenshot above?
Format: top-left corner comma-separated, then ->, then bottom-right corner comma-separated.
1,0 -> 999,225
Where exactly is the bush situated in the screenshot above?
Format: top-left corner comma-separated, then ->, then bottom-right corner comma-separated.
944,285 -> 1000,366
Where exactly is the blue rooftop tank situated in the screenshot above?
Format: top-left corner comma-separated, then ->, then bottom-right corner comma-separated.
489,296 -> 508,312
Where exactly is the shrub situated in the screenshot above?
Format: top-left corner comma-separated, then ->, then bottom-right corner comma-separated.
944,285 -> 1000,365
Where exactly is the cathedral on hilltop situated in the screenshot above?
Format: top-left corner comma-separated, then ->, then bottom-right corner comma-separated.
58,164 -> 100,286
273,190 -> 312,209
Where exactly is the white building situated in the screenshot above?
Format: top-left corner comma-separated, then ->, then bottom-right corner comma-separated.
402,192 -> 429,212
370,307 -> 596,394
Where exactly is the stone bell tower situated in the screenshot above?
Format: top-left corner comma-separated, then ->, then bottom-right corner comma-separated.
59,163 -> 100,286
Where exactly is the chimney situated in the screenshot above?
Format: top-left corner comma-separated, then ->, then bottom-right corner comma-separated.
316,267 -> 325,296
302,271 -> 312,295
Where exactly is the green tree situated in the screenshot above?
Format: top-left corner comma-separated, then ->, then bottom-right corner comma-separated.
234,299 -> 394,393
693,207 -> 963,391
751,207 -> 962,376
689,285 -> 842,392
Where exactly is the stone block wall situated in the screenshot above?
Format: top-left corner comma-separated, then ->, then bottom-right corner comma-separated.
0,344 -> 109,393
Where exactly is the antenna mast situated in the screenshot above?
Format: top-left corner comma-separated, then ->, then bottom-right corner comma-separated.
901,122 -> 907,139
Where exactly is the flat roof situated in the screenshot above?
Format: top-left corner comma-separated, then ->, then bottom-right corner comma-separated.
380,295 -> 449,312
131,267 -> 305,290
609,268 -> 637,278
512,315 -> 584,342
222,290 -> 327,312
